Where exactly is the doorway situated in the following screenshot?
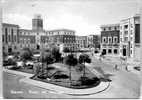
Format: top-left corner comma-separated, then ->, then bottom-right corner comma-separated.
37,45 -> 40,50
123,48 -> 126,56
8,48 -> 12,53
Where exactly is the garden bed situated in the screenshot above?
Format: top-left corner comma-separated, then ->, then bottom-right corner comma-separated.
32,76 -> 101,89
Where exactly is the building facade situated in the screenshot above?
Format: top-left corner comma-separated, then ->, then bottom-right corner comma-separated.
2,23 -> 19,54
119,14 -> 140,60
87,35 -> 100,49
32,14 -> 43,31
75,36 -> 87,50
100,24 -> 120,55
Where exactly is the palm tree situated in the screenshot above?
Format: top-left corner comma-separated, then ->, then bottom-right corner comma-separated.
79,54 -> 91,77
64,54 -> 78,86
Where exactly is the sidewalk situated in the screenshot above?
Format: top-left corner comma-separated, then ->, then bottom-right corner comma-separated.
3,68 -> 33,78
20,77 -> 110,96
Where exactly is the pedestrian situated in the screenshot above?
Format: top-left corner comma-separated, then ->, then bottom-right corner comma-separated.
114,64 -> 118,70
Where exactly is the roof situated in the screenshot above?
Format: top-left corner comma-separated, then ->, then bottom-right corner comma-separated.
100,24 -> 120,28
2,23 -> 19,27
45,29 -> 75,32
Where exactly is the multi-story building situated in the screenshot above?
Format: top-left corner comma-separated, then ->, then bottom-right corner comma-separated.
2,23 -> 19,54
100,24 -> 120,55
87,35 -> 100,50
45,29 -> 76,51
4,15 -> 76,53
32,14 -> 43,31
119,14 -> 140,60
75,36 -> 87,50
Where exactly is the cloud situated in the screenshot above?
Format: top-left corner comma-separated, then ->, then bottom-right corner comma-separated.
3,13 -> 32,29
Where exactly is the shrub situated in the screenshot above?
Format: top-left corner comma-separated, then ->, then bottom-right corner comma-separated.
78,76 -> 100,86
53,74 -> 69,79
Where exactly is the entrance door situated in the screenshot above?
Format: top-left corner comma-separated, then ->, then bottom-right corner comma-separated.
8,48 -> 12,53
123,48 -> 126,56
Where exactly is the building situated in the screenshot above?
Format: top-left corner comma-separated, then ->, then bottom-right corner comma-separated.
2,23 -> 19,54
87,35 -> 100,51
32,14 -> 43,31
75,36 -> 87,50
2,14 -> 76,54
119,14 -> 140,60
100,24 -> 120,55
45,29 -> 76,52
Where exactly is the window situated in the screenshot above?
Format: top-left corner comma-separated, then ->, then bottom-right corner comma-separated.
108,49 -> 112,53
124,25 -> 128,29
124,31 -> 128,35
108,37 -> 112,43
11,29 -> 14,42
130,30 -> 133,34
109,27 -> 111,30
131,24 -> 133,28
120,38 -> 123,42
2,35 -> 4,42
5,28 -> 8,43
8,35 -> 10,42
102,37 -> 107,43
114,49 -> 118,54
124,37 -> 128,42
14,35 -> 16,42
113,37 -> 118,43
130,50 -> 132,54
130,37 -> 133,41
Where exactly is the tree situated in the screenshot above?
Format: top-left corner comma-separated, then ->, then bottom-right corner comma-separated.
63,47 -> 70,53
20,48 -> 33,61
79,54 -> 91,77
38,52 -> 55,79
51,47 -> 61,62
64,54 -> 78,85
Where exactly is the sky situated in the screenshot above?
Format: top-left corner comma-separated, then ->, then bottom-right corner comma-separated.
1,0 -> 140,36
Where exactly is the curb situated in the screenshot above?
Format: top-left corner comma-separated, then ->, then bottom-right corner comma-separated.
20,77 -> 110,96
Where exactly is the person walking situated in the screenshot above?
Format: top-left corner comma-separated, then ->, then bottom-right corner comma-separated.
114,64 -> 119,71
